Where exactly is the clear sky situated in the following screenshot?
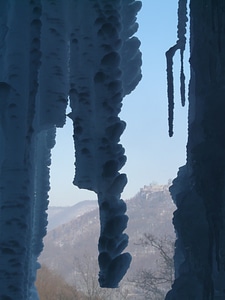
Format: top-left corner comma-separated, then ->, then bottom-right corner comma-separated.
49,0 -> 189,207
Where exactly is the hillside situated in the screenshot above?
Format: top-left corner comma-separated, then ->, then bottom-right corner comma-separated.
47,200 -> 98,231
39,184 -> 176,298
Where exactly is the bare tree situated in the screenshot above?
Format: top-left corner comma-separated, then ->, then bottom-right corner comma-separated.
73,253 -> 130,300
132,233 -> 175,300
73,254 -> 108,300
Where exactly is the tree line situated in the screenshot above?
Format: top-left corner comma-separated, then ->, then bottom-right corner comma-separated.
36,233 -> 175,300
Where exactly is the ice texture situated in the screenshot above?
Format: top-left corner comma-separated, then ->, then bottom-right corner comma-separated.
166,1 -> 225,299
0,0 -> 142,297
68,0 -> 141,288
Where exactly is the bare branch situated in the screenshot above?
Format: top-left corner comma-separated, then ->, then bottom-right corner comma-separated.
132,233 -> 175,300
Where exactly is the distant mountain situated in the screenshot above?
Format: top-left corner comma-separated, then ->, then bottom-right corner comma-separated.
47,200 -> 98,231
40,184 -> 176,298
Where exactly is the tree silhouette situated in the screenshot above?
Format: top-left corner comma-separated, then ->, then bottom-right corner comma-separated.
133,233 -> 175,300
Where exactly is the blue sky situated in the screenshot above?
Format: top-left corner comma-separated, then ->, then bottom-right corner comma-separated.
49,0 -> 189,207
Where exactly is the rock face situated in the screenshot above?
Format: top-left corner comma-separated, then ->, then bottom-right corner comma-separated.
166,1 -> 225,299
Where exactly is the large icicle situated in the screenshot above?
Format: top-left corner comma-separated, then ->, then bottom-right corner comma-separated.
166,1 -> 225,299
0,2 -> 40,298
0,1 -> 66,298
69,0 -> 142,287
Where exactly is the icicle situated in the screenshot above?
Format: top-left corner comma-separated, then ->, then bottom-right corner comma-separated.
0,1 -> 67,298
180,50 -> 185,106
0,2 -> 42,298
69,0 -> 142,288
166,0 -> 188,137
166,45 -> 176,137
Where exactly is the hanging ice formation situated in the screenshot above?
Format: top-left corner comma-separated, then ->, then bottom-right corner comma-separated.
68,0 -> 142,288
0,0 -> 142,298
166,1 -> 225,299
166,0 -> 188,137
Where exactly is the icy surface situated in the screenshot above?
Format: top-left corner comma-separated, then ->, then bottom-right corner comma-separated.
166,1 -> 225,299
0,0 -> 141,297
68,0 -> 141,288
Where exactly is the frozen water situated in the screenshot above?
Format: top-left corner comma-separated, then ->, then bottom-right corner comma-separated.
0,0 -> 142,297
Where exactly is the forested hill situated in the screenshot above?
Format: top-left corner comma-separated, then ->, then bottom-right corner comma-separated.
47,200 -> 98,231
40,184 -> 176,297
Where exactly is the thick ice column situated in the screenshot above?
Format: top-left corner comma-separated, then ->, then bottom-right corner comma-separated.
69,0 -> 142,287
166,1 -> 225,299
0,1 -> 66,298
0,2 -> 41,299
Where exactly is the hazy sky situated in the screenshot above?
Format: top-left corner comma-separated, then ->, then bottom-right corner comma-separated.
49,0 -> 189,207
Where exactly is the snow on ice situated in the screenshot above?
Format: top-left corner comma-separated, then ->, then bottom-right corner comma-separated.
0,0 -> 141,298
